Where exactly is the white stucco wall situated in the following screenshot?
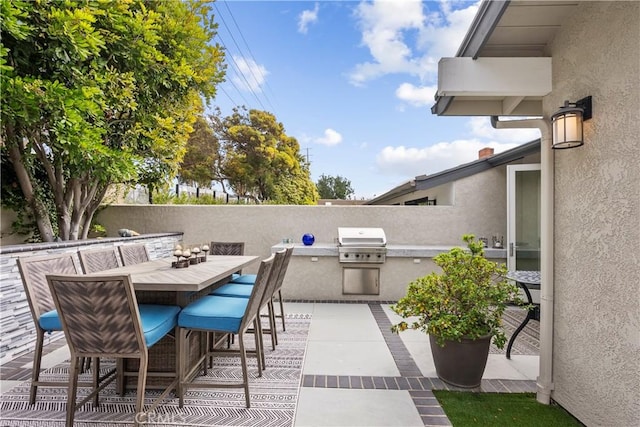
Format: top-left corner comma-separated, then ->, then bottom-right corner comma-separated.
548,2 -> 640,426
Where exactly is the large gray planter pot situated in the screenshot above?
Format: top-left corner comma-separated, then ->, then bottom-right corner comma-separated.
429,334 -> 492,388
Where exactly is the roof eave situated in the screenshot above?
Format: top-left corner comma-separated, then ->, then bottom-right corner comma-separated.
414,139 -> 541,191
365,180 -> 416,205
431,0 -> 510,116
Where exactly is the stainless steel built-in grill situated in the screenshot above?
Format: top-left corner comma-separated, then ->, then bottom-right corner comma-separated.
338,227 -> 386,295
338,227 -> 387,264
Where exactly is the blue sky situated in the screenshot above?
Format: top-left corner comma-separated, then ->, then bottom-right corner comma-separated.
209,1 -> 540,199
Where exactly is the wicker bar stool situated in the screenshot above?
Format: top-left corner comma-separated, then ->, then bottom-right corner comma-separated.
209,241 -> 245,279
118,244 -> 150,266
177,254 -> 277,408
78,247 -> 121,273
46,274 -> 180,426
16,253 -> 98,405
210,249 -> 286,365
230,246 -> 293,333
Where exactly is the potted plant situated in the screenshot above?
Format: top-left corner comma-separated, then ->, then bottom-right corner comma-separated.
391,234 -> 521,388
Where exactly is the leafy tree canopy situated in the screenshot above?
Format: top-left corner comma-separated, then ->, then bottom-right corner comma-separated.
210,107 -> 318,204
0,0 -> 225,241
179,115 -> 221,188
316,174 -> 354,199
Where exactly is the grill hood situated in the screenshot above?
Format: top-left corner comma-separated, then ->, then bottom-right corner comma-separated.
338,227 -> 386,247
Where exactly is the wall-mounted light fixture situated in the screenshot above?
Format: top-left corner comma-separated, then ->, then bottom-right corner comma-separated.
551,96 -> 592,149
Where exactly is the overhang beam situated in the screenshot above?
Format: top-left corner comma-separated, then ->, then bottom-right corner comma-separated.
437,57 -> 552,97
441,99 -> 542,116
503,96 -> 525,114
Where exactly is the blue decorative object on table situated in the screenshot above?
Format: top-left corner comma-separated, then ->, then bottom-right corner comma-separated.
302,233 -> 315,246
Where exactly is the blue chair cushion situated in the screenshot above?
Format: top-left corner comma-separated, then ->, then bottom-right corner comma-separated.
231,273 -> 241,280
178,296 -> 248,333
210,283 -> 253,298
138,304 -> 181,348
39,310 -> 62,332
230,274 -> 257,285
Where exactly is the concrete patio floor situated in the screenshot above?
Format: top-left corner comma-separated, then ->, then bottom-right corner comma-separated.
0,302 -> 539,427
292,302 -> 538,427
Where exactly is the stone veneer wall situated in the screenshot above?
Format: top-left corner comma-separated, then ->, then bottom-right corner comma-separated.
547,2 -> 639,426
0,232 -> 182,363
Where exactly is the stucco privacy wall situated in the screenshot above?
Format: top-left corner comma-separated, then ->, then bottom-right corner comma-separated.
0,233 -> 181,363
97,170 -> 507,262
96,176 -> 510,301
548,2 -> 640,426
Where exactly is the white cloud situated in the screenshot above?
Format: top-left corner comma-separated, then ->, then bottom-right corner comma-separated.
349,0 -> 480,86
376,139 -> 520,178
314,128 -> 343,146
231,56 -> 269,93
395,82 -> 437,107
467,117 -> 541,143
375,115 -> 540,178
298,3 -> 320,34
417,1 -> 480,64
349,0 -> 425,86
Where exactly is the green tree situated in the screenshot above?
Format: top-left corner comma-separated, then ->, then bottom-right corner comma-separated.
1,0 -> 225,241
179,115 -> 221,189
212,107 -> 318,204
316,174 -> 354,199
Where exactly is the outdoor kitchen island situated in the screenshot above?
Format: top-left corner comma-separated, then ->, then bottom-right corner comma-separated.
271,241 -> 507,301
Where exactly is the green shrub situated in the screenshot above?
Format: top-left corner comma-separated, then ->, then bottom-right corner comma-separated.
391,234 -> 521,348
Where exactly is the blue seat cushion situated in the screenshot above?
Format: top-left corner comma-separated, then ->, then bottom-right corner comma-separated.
138,304 -> 181,348
39,310 -> 62,332
178,296 -> 248,333
210,283 -> 253,298
230,274 -> 257,285
231,273 -> 241,281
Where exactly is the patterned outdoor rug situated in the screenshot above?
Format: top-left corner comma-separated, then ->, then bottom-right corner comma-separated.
489,307 -> 539,355
0,315 -> 311,427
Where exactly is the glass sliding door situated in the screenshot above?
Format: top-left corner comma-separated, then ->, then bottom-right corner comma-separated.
507,164 -> 541,272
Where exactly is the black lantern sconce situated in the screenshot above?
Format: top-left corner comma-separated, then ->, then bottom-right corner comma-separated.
551,96 -> 592,149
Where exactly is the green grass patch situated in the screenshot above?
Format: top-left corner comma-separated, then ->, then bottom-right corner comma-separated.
433,391 -> 582,426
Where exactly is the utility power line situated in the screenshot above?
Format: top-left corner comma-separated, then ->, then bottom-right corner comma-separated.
221,1 -> 278,114
214,2 -> 274,113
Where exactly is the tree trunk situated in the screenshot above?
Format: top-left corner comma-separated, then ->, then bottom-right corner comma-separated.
5,136 -> 55,242
81,185 -> 108,239
68,179 -> 97,240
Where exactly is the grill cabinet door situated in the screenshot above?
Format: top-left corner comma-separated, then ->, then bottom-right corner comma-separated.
342,267 -> 380,295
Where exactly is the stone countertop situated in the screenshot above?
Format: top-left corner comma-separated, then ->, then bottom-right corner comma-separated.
271,243 -> 507,259
0,232 -> 184,255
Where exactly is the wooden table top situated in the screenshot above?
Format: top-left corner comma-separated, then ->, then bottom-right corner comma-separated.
90,255 -> 259,292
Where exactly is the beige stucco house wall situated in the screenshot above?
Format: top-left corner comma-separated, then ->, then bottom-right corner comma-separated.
431,1 -> 639,423
546,3 -> 639,425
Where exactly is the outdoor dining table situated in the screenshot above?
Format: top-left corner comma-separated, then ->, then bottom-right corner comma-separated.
505,270 -> 540,359
88,255 -> 259,389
